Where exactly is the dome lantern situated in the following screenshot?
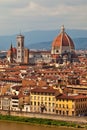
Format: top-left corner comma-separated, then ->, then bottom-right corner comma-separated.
61,25 -> 65,33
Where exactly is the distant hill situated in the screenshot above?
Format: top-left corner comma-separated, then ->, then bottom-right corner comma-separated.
27,41 -> 52,50
27,38 -> 87,50
0,29 -> 87,50
73,38 -> 87,50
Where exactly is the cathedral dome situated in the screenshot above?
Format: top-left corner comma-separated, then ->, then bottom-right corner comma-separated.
52,26 -> 75,51
51,26 -> 78,63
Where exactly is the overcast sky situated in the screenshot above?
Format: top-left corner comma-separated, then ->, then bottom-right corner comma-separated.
0,0 -> 87,35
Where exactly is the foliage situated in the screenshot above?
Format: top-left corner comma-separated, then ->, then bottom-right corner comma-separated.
0,114 -> 82,128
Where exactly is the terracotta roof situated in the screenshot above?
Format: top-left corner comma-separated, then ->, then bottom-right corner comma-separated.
0,78 -> 22,82
56,93 -> 87,100
30,50 -> 51,54
11,85 -> 22,91
31,87 -> 57,94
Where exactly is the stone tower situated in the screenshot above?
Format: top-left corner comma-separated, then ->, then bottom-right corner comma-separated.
24,48 -> 29,64
16,34 -> 24,63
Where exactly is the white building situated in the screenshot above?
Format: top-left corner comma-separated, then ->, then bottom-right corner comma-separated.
29,50 -> 51,64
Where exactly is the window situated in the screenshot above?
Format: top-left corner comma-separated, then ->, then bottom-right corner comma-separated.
38,102 -> 40,106
49,103 -> 51,107
18,42 -> 20,47
63,111 -> 65,115
72,111 -> 74,116
66,111 -> 69,115
66,104 -> 68,108
18,56 -> 20,58
41,97 -> 43,100
63,104 -> 65,108
45,102 -> 47,105
12,105 -> 18,107
45,97 -> 47,100
59,104 -> 61,108
52,103 -> 54,107
34,102 -> 36,105
53,109 -> 55,112
56,50 -> 59,53
59,110 -> 61,115
12,101 -> 18,103
49,97 -> 51,101
56,110 -> 58,114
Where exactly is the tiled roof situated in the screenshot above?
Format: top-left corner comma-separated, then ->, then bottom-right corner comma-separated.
56,93 -> 87,100
31,87 -> 57,94
11,85 -> 22,91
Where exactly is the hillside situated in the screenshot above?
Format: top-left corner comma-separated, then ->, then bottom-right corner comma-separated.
27,38 -> 87,50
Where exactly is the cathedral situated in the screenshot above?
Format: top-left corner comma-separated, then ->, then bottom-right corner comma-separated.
51,25 -> 78,64
7,26 -> 78,65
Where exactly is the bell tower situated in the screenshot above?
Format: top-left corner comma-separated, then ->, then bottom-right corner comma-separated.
16,34 -> 24,63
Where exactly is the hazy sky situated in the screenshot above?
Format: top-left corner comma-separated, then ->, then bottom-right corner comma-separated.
0,0 -> 87,35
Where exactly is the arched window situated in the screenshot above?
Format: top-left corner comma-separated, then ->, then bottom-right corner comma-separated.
18,42 -> 20,47
56,50 -> 59,53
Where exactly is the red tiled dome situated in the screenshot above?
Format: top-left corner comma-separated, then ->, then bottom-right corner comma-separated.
52,26 -> 75,49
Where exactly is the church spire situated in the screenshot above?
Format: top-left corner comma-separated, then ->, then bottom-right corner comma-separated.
10,42 -> 13,51
10,42 -> 13,63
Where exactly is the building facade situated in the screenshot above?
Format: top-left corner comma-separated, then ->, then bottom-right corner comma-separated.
24,48 -> 29,64
30,88 -> 57,114
30,88 -> 87,116
29,50 -> 51,64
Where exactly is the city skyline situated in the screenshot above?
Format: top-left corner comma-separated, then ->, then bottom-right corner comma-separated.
0,0 -> 87,35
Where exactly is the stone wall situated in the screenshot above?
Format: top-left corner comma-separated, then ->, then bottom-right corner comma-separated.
0,110 -> 87,124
